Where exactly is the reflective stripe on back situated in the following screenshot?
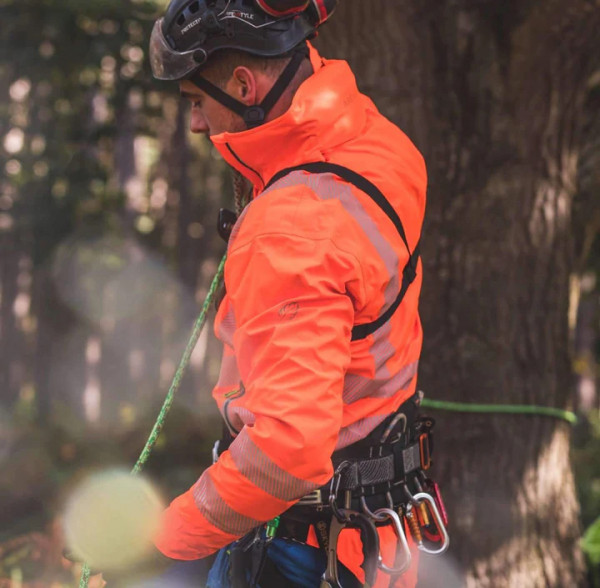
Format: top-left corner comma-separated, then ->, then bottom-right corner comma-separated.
264,162 -> 421,341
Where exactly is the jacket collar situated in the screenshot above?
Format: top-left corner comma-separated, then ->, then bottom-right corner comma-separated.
209,44 -> 367,193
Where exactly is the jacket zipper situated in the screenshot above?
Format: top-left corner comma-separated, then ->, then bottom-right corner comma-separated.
225,143 -> 264,189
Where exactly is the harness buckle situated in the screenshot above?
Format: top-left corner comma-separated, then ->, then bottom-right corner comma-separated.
297,489 -> 323,506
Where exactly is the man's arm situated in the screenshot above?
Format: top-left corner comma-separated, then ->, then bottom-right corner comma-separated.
155,226 -> 359,560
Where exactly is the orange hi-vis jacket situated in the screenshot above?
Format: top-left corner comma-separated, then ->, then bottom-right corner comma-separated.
155,44 -> 426,587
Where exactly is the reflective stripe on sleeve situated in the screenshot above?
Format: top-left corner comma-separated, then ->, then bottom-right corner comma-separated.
193,471 -> 262,536
229,429 -> 319,501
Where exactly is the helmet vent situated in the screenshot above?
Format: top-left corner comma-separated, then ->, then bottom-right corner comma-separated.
189,1 -> 199,13
177,14 -> 186,25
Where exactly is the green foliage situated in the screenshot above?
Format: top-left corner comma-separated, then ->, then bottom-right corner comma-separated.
583,516 -> 600,565
573,413 -> 600,585
583,516 -> 600,587
573,415 -> 600,526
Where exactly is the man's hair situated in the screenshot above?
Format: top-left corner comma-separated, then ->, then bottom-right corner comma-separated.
202,43 -> 307,88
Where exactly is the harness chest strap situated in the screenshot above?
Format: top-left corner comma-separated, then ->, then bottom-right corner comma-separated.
265,161 -> 421,342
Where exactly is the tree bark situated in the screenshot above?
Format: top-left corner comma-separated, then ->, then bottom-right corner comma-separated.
317,1 -> 600,586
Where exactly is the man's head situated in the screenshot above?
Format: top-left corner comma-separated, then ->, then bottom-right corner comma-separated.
150,0 -> 337,135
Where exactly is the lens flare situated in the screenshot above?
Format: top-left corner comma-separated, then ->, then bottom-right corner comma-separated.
63,469 -> 164,572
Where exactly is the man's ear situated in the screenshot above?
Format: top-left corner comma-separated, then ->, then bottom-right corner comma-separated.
230,66 -> 257,105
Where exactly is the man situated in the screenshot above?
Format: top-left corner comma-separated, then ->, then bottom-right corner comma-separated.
148,1 -> 443,586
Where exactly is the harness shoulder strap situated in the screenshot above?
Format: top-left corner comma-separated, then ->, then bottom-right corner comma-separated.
266,162 -> 421,342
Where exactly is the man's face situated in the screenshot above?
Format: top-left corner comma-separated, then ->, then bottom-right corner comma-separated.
179,79 -> 246,136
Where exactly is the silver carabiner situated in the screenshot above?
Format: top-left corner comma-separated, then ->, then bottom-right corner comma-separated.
411,492 -> 450,555
379,412 -> 407,444
359,496 -> 388,522
320,514 -> 348,588
329,461 -> 352,523
373,508 -> 412,576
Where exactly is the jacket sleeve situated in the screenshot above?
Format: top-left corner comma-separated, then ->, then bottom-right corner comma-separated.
154,219 -> 361,560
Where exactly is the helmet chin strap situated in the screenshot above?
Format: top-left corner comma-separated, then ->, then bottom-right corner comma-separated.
190,47 -> 308,129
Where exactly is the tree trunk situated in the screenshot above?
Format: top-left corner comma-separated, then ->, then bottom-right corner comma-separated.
0,235 -> 20,409
317,1 -> 600,586
173,103 -> 196,291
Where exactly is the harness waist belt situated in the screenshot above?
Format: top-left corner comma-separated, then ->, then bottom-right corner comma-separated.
296,438 -> 427,507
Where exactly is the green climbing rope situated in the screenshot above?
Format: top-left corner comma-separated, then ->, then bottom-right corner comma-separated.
131,253 -> 227,475
421,398 -> 578,425
78,565 -> 90,588
78,254 -> 227,588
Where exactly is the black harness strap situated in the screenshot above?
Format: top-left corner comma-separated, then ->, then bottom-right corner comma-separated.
266,162 -> 421,341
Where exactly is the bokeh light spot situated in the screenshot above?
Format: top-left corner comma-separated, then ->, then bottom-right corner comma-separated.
63,470 -> 164,572
9,79 -> 31,102
187,222 -> 204,239
39,41 -> 55,59
135,215 -> 155,234
6,159 -> 22,176
0,214 -> 14,231
33,160 -> 49,177
4,128 -> 25,154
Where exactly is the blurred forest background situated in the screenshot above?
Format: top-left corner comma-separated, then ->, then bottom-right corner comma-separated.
0,0 -> 599,587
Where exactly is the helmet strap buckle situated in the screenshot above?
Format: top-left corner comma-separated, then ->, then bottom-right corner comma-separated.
243,106 -> 266,128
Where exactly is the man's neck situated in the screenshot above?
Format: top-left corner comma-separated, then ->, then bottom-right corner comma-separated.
263,57 -> 314,123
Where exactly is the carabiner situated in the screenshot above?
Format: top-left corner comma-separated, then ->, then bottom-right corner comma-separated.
411,492 -> 450,555
320,514 -> 347,588
379,412 -> 407,444
374,508 -> 412,576
360,496 -> 388,522
411,478 -> 431,526
418,473 -> 449,528
329,461 -> 352,523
